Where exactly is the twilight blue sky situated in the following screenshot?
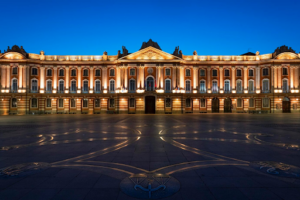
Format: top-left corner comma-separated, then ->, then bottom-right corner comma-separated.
1,0 -> 299,56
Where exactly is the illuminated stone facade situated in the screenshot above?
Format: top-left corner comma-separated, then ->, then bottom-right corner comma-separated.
0,40 -> 299,114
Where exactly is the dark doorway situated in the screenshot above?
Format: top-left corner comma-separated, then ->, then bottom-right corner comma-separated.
224,98 -> 232,113
282,97 -> 290,113
145,96 -> 155,114
212,97 -> 219,113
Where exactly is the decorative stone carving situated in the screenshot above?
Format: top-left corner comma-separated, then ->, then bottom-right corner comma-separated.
273,45 -> 296,58
147,68 -> 153,74
140,39 -> 161,50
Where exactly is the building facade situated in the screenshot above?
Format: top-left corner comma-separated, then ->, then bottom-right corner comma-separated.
0,40 -> 299,115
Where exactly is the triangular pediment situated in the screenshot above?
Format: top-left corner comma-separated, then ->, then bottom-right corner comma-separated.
119,47 -> 181,60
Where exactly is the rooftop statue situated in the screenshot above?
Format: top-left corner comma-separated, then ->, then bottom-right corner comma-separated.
118,46 -> 130,58
273,45 -> 296,58
4,45 -> 28,58
140,39 -> 162,50
172,46 -> 182,58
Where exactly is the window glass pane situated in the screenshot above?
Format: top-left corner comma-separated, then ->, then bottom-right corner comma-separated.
110,69 -> 115,76
46,99 -> 51,107
200,69 -> 205,76
237,98 -> 242,107
166,98 -> 171,107
263,98 -> 269,107
32,98 -> 37,107
83,81 -> 88,91
71,99 -> 76,107
129,80 -> 135,91
12,68 -> 18,74
249,98 -> 254,107
249,69 -> 254,76
225,70 -> 229,76
95,70 -> 101,76
186,81 -> 190,91
83,70 -> 88,76
186,98 -> 191,107
249,80 -> 254,92
212,70 -> 217,76
11,98 -> 17,107
110,80 -> 115,91
129,98 -> 135,107
166,80 -> 171,91
130,69 -> 135,76
71,70 -> 76,76
200,81 -> 205,92
225,80 -> 230,92
186,69 -> 190,76
95,99 -> 100,107
95,81 -> 101,92
166,69 -> 171,76
83,99 -> 88,107
110,99 -> 115,107
200,99 -> 206,107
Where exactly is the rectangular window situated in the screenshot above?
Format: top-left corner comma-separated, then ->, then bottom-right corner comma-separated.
212,70 -> 217,77
95,81 -> 101,92
186,81 -> 191,91
129,98 -> 135,108
110,80 -> 115,91
47,69 -> 52,76
237,69 -> 242,76
186,69 -> 191,76
165,68 -> 171,76
83,81 -> 88,92
31,98 -> 37,108
249,98 -> 254,108
186,98 -> 191,107
71,99 -> 76,108
129,80 -> 135,91
83,99 -> 88,108
224,70 -> 229,76
32,68 -> 38,75
249,80 -> 254,92
249,69 -> 254,77
200,69 -> 205,76
263,68 -> 269,76
200,81 -> 205,92
236,81 -> 242,93
109,99 -> 115,107
130,68 -> 135,76
212,81 -> 218,92
31,80 -> 38,91
12,79 -> 18,91
165,80 -> 171,91
95,70 -> 101,76
237,99 -> 242,108
59,70 -> 64,76
12,67 -> 18,75
200,99 -> 206,108
262,80 -> 269,92
71,70 -> 76,76
110,69 -> 115,76
165,98 -> 171,108
224,81 -> 230,92
46,99 -> 51,107
83,70 -> 88,76
59,99 -> 63,108
71,81 -> 76,92
95,99 -> 100,107
283,80 -> 288,92
263,98 -> 269,108
283,68 -> 288,75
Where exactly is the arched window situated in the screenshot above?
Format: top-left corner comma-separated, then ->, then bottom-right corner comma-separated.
262,79 -> 269,93
58,98 -> 64,108
71,80 -> 76,92
83,80 -> 89,92
185,80 -> 191,92
31,79 -> 38,92
83,69 -> 89,76
212,80 -> 218,93
224,80 -> 230,93
129,79 -> 136,91
110,69 -> 115,76
12,67 -> 18,75
59,69 -> 64,76
95,80 -> 101,93
186,69 -> 191,76
71,69 -> 76,76
249,98 -> 254,108
12,78 -> 18,91
200,98 -> 206,107
146,77 -> 154,91
82,99 -> 88,108
186,98 -> 191,107
248,80 -> 254,93
200,80 -> 206,93
165,79 -> 171,91
31,98 -> 37,108
237,98 -> 242,108
95,69 -> 101,76
236,80 -> 242,93
47,69 -> 52,76
11,98 -> 17,107
109,80 -> 115,92
283,79 -> 288,93
58,80 -> 64,93
46,80 -> 52,92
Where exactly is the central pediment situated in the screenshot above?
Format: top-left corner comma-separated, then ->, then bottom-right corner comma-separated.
119,46 -> 181,60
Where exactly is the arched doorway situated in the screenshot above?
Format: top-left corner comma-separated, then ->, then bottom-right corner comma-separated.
212,97 -> 219,113
224,97 -> 232,113
146,77 -> 155,91
282,97 -> 290,113
145,96 -> 155,114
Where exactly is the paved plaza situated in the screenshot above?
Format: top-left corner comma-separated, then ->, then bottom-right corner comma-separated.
0,113 -> 300,200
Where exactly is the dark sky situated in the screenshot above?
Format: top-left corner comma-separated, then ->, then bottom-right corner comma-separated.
1,0 -> 299,56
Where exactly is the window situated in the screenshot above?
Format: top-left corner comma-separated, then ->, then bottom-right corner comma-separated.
32,68 -> 38,75
129,98 -> 135,108
83,69 -> 89,76
71,80 -> 76,92
237,98 -> 242,108
212,80 -> 218,93
248,80 -> 254,92
83,80 -> 88,92
146,77 -> 154,91
109,80 -> 115,92
249,98 -> 254,108
263,68 -> 269,76
165,68 -> 171,76
129,79 -> 136,91
46,80 -> 52,92
109,98 -> 115,107
283,68 -> 288,75
46,69 -> 52,76
11,98 -> 17,107
200,80 -> 206,92
200,98 -> 206,108
95,69 -> 101,76
31,98 -> 37,108
31,79 -> 38,91
59,69 -> 64,76
237,69 -> 242,76
163,98 -> 170,108
71,69 -> 76,76
110,69 -> 115,76
263,98 -> 269,108
58,99 -> 64,107
59,80 -> 64,92
46,99 -> 51,107
212,70 -> 217,77
12,79 -> 18,91
165,79 -> 171,91
200,69 -> 205,76
83,99 -> 88,108
224,69 -> 230,77
262,79 -> 269,92
12,67 -> 18,75
71,99 -> 76,108
186,69 -> 191,76
236,80 -> 242,93
95,80 -> 101,92
95,99 -> 100,107
283,79 -> 288,92
186,98 -> 191,107
249,69 -> 254,77
185,80 -> 191,92
130,68 -> 135,76
224,80 -> 230,92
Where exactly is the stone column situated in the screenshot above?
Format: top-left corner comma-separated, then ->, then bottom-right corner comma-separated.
193,66 -> 199,90
53,66 -> 57,90
207,66 -> 211,90
180,66 -> 184,89
26,65 -> 30,90
244,66 -> 248,90
160,66 -> 164,89
116,67 -> 121,90
140,66 -> 145,89
278,66 -> 282,89
102,66 -> 107,90
22,65 -> 27,89
7,66 -> 11,89
89,66 -> 94,90
19,65 -> 23,89
271,66 -> 275,91
124,67 -> 128,89
273,66 -> 278,89
77,66 -> 81,90
40,66 -> 45,91
290,66 -> 294,89
295,66 -> 299,89
256,66 -> 260,90
172,66 -> 176,89
219,66 -> 223,90
156,66 -> 159,89
232,66 -> 236,90
1,65 -> 6,89
66,66 -> 69,90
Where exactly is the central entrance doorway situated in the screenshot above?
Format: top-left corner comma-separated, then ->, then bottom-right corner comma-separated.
224,98 -> 232,113
145,96 -> 155,114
